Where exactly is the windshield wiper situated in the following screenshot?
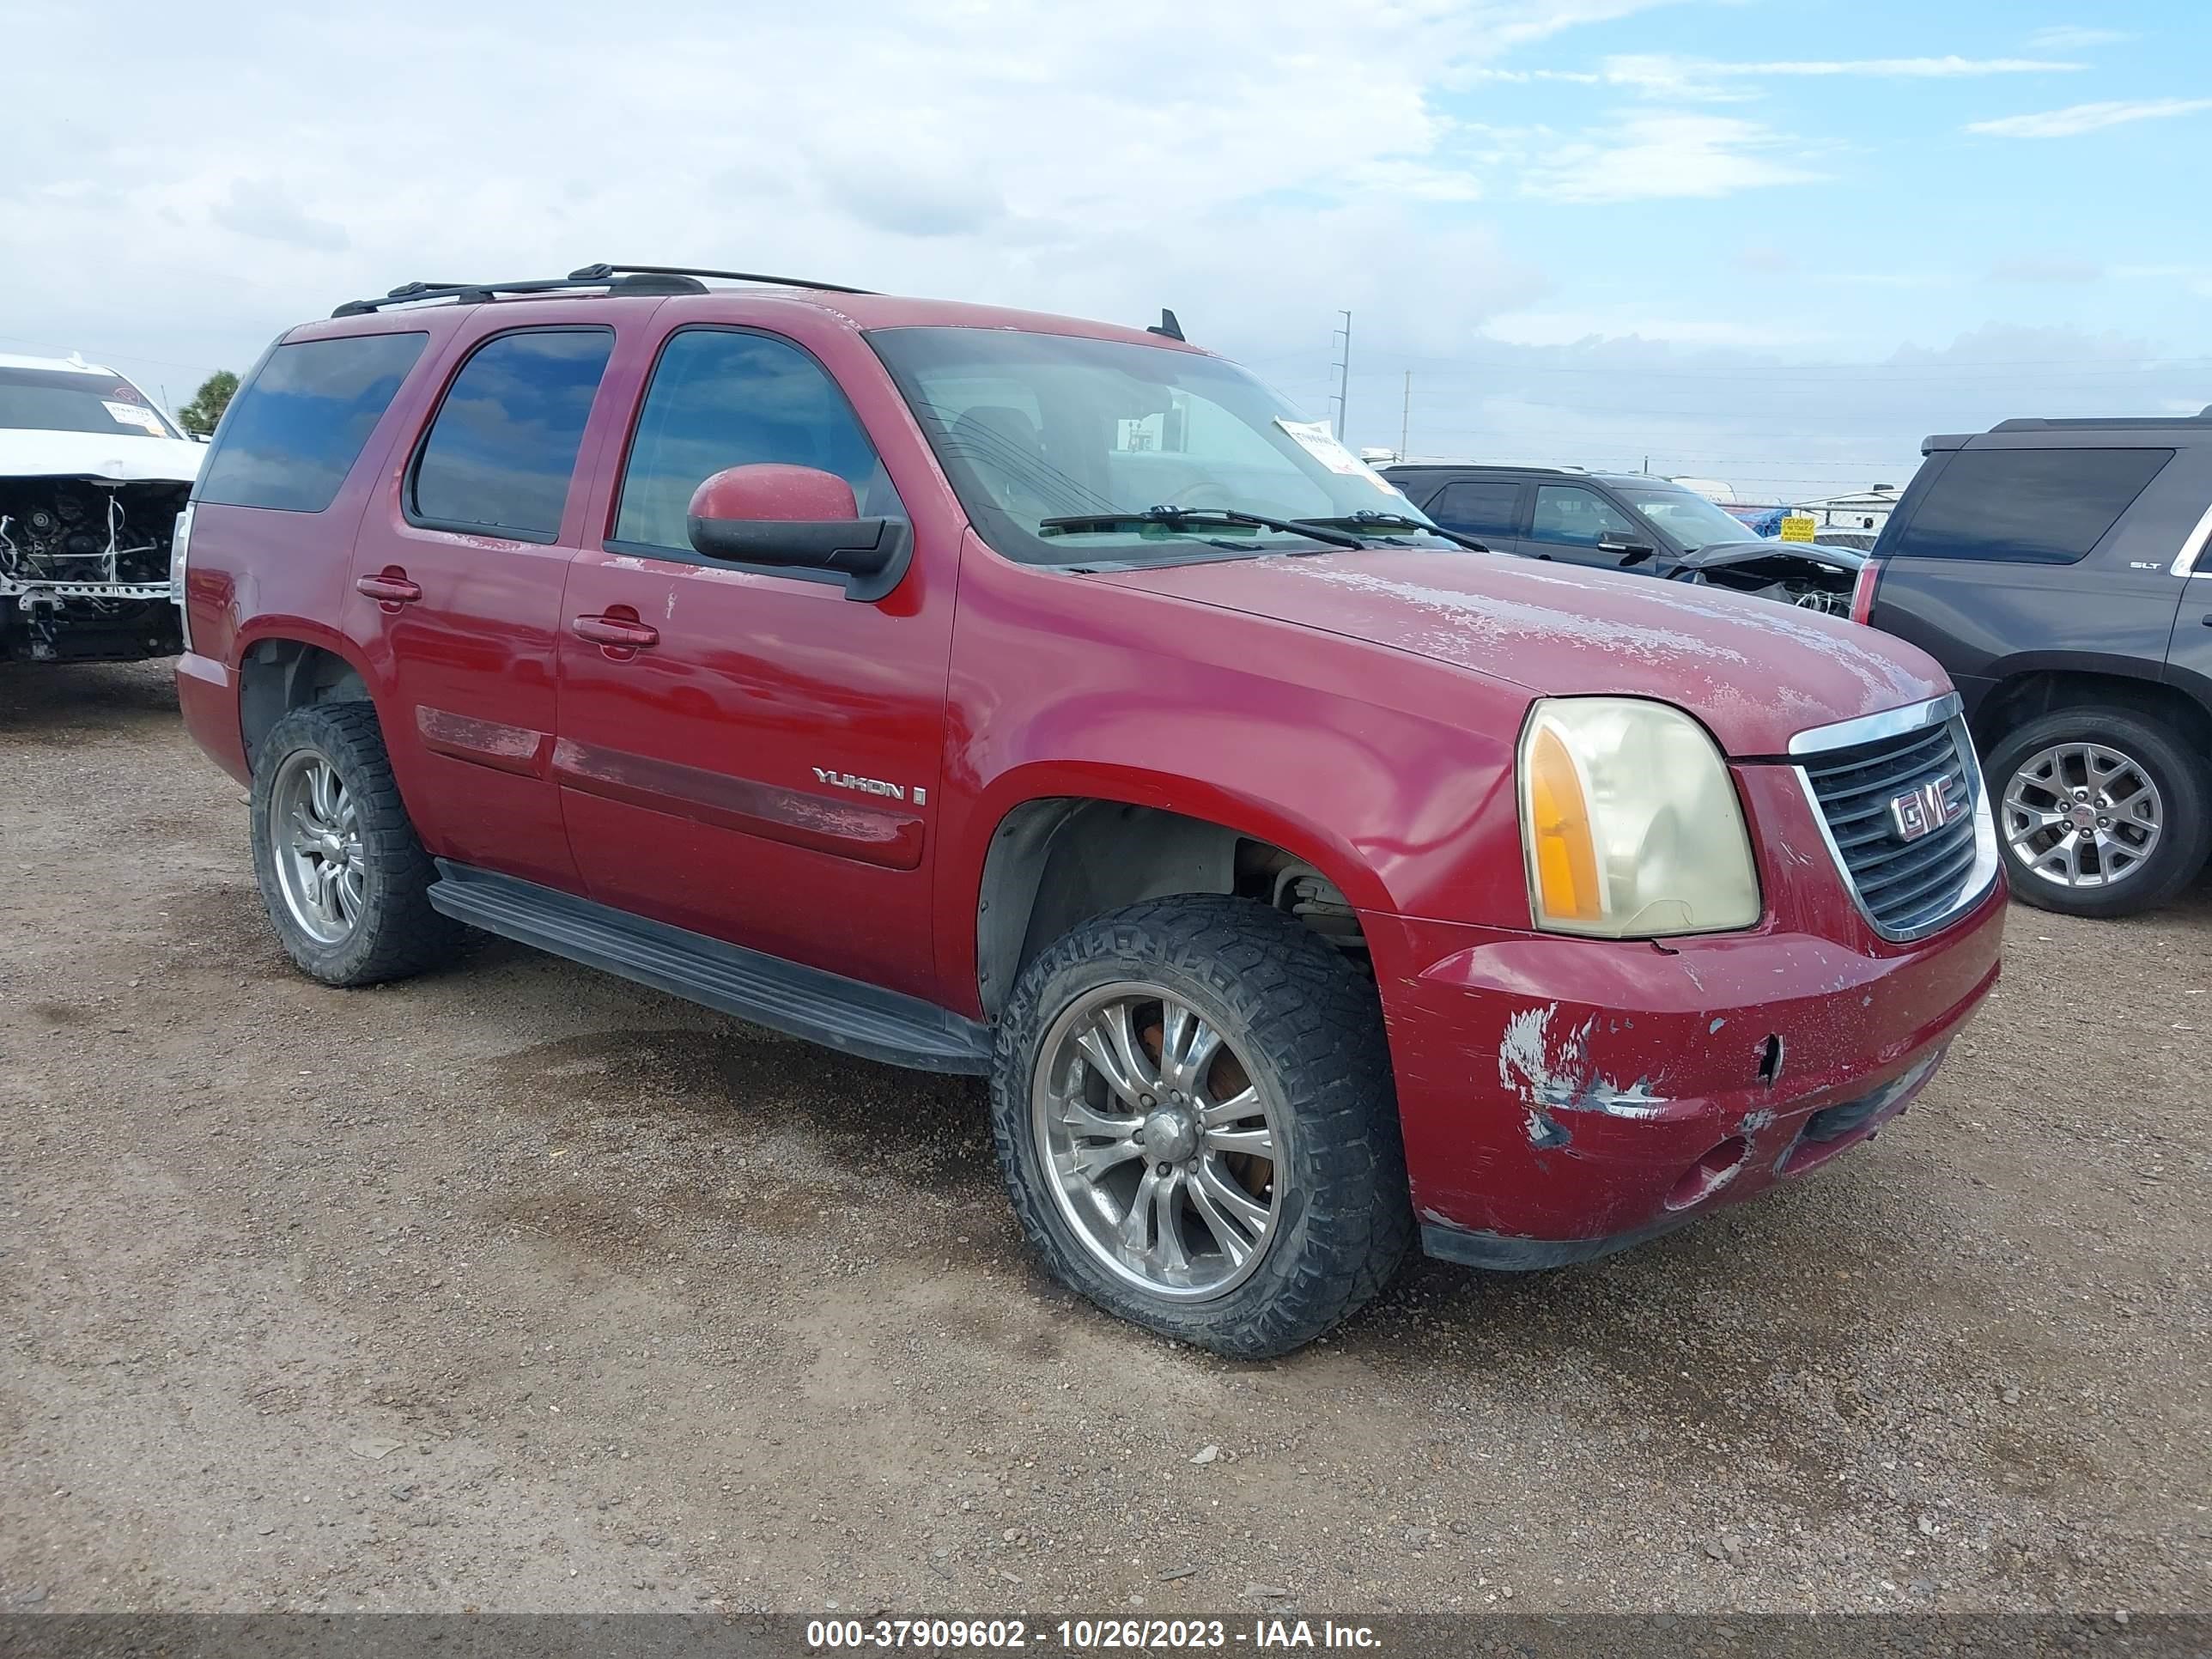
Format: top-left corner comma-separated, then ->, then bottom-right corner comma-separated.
1037,505 -> 1368,551
1300,510 -> 1491,552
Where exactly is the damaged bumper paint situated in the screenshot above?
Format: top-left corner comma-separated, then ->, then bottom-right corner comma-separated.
1362,874 -> 2005,1267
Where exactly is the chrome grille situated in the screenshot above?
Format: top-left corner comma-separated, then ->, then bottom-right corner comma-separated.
1794,701 -> 1995,940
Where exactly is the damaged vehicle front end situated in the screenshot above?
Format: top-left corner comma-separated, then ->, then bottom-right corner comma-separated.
0,358 -> 200,664
1663,538 -> 1863,617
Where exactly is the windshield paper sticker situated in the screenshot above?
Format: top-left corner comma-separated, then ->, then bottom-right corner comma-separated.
104,400 -> 165,434
1276,418 -> 1398,493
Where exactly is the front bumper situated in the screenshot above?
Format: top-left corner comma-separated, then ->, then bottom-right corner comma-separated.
1362,878 -> 2005,1265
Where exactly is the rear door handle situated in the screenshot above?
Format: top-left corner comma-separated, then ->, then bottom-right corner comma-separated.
355,571 -> 422,607
572,614 -> 660,650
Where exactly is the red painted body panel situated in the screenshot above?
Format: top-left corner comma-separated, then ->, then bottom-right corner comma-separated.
549,305 -> 960,999
1091,546 -> 1950,759
178,282 -> 2004,1261
1366,879 -> 2004,1241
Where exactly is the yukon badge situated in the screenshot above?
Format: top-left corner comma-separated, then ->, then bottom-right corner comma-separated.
812,766 -> 920,804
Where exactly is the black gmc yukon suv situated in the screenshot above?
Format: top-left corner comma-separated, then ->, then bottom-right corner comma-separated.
1857,413 -> 2212,918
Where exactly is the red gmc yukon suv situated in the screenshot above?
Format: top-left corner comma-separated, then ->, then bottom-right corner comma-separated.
173,264 -> 2005,1356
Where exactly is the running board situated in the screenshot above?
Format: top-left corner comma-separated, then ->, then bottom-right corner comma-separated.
427,862 -> 994,1074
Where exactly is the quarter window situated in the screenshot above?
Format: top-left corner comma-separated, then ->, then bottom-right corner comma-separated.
410,329 -> 614,541
1889,447 -> 2173,564
198,333 -> 428,514
1427,480 -> 1522,537
614,329 -> 893,554
1530,485 -> 1641,547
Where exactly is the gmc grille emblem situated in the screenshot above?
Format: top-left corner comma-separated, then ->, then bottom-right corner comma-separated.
1887,778 -> 1963,843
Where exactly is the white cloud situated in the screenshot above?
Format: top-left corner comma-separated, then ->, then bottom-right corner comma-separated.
2025,26 -> 2134,51
1968,98 -> 2212,138
4,0 -> 1682,390
1525,113 -> 1820,203
1601,52 -> 2080,97
1483,308 -> 1832,348
1988,256 -> 2103,284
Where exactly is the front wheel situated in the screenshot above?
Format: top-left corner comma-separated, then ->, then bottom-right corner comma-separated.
989,897 -> 1411,1358
1985,707 -> 2211,918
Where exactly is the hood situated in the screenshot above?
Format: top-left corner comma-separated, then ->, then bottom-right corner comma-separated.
0,428 -> 205,484
1668,538 -> 1863,574
1091,549 -> 1945,756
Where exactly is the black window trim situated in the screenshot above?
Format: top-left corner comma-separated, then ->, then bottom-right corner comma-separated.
403,324 -> 617,547
599,322 -> 906,586
194,330 -> 430,516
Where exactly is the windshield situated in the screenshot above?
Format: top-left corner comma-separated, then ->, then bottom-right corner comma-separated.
1610,483 -> 1759,551
867,327 -> 1443,564
0,367 -> 179,440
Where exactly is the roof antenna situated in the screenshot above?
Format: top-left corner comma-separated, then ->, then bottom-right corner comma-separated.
1147,308 -> 1185,343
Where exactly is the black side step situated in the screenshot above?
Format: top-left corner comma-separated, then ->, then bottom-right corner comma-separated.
427,863 -> 993,1075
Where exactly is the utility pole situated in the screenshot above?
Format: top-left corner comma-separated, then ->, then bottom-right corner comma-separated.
1401,371 -> 1412,459
1329,310 -> 1352,441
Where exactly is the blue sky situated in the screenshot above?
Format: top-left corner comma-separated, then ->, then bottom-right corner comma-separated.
5,0 -> 2208,502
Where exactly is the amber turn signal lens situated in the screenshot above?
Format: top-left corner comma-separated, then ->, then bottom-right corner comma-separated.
1527,725 -> 1602,922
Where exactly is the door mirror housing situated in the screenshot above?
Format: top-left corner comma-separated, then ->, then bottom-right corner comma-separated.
686,465 -> 910,601
1596,532 -> 1656,566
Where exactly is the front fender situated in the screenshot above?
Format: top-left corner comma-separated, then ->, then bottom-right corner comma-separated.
931,539 -> 1534,1016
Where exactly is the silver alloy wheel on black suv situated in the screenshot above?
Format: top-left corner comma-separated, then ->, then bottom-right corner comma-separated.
990,896 -> 1412,1358
1985,706 -> 2212,919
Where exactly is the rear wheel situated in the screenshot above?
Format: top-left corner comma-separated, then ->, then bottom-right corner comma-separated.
249,702 -> 462,984
990,897 -> 1410,1358
1985,707 -> 2211,918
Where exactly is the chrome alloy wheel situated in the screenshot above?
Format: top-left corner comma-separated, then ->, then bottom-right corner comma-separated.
2001,741 -> 2165,890
270,750 -> 365,943
1031,983 -> 1284,1301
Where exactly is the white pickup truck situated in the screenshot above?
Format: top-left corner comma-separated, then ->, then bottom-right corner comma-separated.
1,351 -> 203,663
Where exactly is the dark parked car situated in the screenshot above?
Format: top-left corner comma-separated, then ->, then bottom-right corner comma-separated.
1382,462 -> 1860,613
1856,413 -> 2212,917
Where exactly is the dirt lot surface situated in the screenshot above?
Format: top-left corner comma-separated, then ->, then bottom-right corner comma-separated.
3,661 -> 2208,1618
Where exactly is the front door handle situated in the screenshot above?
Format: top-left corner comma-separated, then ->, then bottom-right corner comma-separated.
572,614 -> 660,650
356,570 -> 422,608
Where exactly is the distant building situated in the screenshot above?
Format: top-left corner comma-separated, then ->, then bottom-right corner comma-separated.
1791,484 -> 1902,535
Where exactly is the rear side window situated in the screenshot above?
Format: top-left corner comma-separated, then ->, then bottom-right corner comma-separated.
1427,479 -> 1522,537
198,332 -> 428,514
410,328 -> 614,542
612,328 -> 892,553
1890,447 -> 2172,564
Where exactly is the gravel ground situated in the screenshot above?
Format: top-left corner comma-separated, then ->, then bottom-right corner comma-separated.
2,660 -> 2207,1618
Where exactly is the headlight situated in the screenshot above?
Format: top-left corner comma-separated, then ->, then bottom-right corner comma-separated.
1518,697 -> 1760,938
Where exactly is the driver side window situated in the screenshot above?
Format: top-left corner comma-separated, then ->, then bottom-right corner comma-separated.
1530,485 -> 1640,550
612,328 -> 897,554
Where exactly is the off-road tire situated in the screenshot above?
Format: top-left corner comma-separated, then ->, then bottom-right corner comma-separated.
990,896 -> 1412,1358
1985,706 -> 2211,919
248,702 -> 462,985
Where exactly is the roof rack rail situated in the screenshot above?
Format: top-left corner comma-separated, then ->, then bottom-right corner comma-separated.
331,270 -> 708,318
568,263 -> 875,295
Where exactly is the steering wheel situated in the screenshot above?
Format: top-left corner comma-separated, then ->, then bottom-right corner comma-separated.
1161,480 -> 1237,512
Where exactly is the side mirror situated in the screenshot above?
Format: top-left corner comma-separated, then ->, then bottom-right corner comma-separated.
1597,532 -> 1656,566
686,465 -> 910,601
